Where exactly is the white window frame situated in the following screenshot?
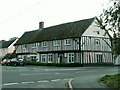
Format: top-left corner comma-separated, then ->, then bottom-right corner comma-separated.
68,53 -> 74,63
42,41 -> 47,47
41,54 -> 46,63
23,44 -> 27,49
53,40 -> 60,46
30,55 -> 37,61
64,39 -> 71,45
48,54 -> 53,63
32,43 -> 37,48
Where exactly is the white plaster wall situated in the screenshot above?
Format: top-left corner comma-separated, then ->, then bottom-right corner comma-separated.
82,21 -> 108,38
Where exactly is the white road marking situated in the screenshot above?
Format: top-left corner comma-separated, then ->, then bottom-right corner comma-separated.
20,73 -> 48,76
38,80 -> 49,83
64,78 -> 73,81
51,79 -> 61,82
45,68 -> 85,71
68,79 -> 73,90
21,81 -> 34,84
4,83 -> 18,86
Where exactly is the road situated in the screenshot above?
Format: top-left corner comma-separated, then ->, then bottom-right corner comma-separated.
1,65 -> 119,89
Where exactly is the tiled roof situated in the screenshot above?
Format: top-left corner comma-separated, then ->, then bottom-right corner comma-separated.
0,39 -> 16,48
15,17 -> 94,45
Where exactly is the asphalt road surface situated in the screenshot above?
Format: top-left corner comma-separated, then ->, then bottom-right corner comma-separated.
1,65 -> 119,89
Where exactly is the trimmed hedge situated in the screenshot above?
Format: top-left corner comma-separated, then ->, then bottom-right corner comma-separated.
26,62 -> 114,67
26,62 -> 83,67
100,74 -> 120,88
83,63 -> 113,66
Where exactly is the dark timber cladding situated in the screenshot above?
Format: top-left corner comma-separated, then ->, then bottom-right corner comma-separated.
14,17 -> 94,45
81,36 -> 112,64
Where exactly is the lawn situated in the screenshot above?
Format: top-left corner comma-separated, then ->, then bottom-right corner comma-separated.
100,74 -> 120,88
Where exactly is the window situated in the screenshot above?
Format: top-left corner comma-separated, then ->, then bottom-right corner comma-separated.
41,54 -> 46,63
32,43 -> 37,48
64,39 -> 71,45
53,40 -> 60,46
94,39 -> 100,45
48,54 -> 53,63
23,44 -> 27,49
96,54 -> 103,63
42,41 -> 47,47
31,56 -> 37,62
68,53 -> 74,63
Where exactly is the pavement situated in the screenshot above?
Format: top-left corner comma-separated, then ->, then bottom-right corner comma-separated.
70,66 -> 119,90
70,78 -> 117,90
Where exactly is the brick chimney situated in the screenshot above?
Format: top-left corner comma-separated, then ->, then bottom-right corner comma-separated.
39,21 -> 44,29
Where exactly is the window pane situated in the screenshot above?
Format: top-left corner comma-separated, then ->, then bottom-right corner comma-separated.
68,53 -> 74,63
64,39 -> 71,45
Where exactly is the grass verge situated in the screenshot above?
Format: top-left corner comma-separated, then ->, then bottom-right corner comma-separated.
99,74 -> 120,88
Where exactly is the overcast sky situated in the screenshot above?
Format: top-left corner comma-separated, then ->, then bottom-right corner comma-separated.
0,0 -> 109,40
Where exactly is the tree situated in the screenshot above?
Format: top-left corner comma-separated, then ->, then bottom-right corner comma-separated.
95,0 -> 120,63
96,1 -> 120,37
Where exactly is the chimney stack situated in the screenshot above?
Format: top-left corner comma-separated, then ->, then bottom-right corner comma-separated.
39,21 -> 44,29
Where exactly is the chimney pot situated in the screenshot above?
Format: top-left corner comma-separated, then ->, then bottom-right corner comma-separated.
39,21 -> 44,29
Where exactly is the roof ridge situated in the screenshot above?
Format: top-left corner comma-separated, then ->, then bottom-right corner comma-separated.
15,17 -> 95,45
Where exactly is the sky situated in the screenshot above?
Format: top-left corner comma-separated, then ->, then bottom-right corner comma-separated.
0,0 -> 110,40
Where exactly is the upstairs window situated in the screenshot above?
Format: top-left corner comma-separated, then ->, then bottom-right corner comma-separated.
64,39 -> 71,45
94,39 -> 100,45
42,41 -> 47,47
53,40 -> 60,46
23,44 -> 27,49
32,43 -> 37,48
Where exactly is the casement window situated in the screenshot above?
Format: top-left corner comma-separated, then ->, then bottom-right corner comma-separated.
41,54 -> 46,63
32,43 -> 37,48
48,54 -> 53,63
94,39 -> 100,45
96,54 -> 103,63
68,53 -> 74,63
64,39 -> 71,45
31,56 -> 37,61
53,40 -> 60,46
42,41 -> 47,47
23,44 -> 27,49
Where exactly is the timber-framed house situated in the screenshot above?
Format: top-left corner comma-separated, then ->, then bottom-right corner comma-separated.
14,18 -> 113,65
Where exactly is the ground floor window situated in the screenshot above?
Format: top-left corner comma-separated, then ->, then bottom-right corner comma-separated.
68,53 -> 74,63
48,54 -> 53,63
96,54 -> 103,63
41,54 -> 46,63
30,56 -> 37,62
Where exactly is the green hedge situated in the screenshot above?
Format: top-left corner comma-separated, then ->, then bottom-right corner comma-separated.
83,63 -> 113,66
26,62 -> 83,67
25,61 -> 113,67
100,74 -> 120,88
